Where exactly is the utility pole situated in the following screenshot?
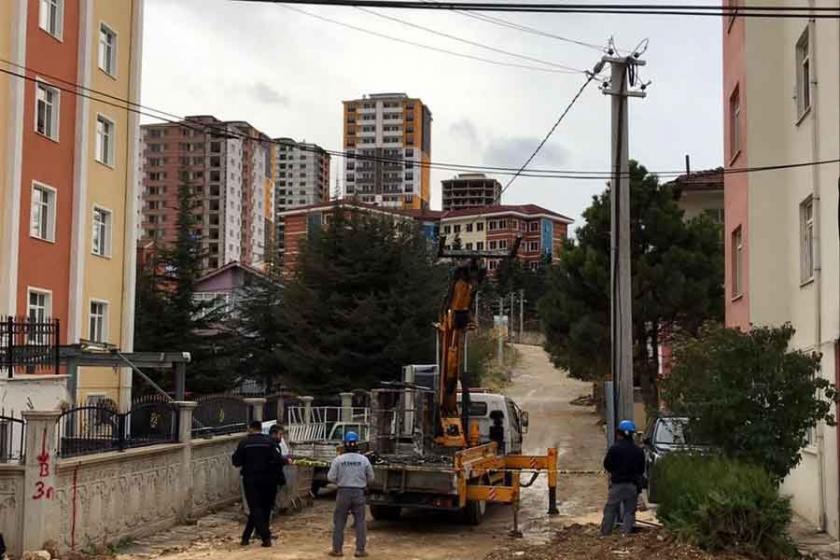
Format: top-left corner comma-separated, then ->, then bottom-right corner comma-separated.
519,288 -> 525,341
497,297 -> 504,365
509,292 -> 515,342
603,53 -> 647,426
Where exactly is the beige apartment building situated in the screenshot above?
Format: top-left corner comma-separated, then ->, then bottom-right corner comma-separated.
723,2 -> 839,537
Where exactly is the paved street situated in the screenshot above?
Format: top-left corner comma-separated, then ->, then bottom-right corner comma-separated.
115,344 -> 607,560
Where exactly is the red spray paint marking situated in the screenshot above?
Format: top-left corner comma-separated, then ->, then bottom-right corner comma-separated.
71,464 -> 80,550
32,427 -> 55,500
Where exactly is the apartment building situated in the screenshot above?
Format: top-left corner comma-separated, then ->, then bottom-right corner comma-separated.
0,0 -> 144,409
440,205 -> 572,271
342,93 -> 432,210
441,173 -> 502,212
139,116 -> 276,272
723,5 -> 839,537
275,138 -> 330,257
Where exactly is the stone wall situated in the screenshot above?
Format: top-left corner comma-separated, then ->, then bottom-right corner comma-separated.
0,465 -> 24,555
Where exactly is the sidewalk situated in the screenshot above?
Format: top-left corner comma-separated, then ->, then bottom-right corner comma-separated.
790,516 -> 840,559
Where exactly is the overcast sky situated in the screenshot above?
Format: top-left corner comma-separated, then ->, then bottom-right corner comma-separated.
141,0 -> 723,228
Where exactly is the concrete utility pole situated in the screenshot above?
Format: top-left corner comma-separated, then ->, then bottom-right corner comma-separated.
603,54 -> 647,426
519,288 -> 525,341
497,297 -> 504,365
509,292 -> 515,341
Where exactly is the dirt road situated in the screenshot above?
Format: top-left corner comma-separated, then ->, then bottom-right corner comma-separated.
117,345 -> 607,560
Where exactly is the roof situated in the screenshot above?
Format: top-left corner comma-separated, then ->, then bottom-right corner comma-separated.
278,199 -> 418,219
195,260 -> 271,284
441,204 -> 573,224
665,168 -> 724,192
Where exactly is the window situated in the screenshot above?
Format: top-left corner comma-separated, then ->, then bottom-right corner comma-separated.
800,197 -> 814,283
444,225 -> 451,234
35,82 -> 59,140
529,241 -> 540,252
529,221 -> 540,232
488,220 -> 496,231
27,289 -> 52,343
453,224 -> 461,233
92,207 -> 112,257
98,23 -> 117,76
489,241 -> 497,250
796,28 -> 811,118
465,243 -> 473,250
39,0 -> 63,39
476,242 -> 484,251
465,223 -> 473,233
89,301 -> 108,343
30,183 -> 56,242
95,115 -> 115,166
729,86 -> 741,159
476,222 -> 484,232
732,226 -> 743,298
499,240 -> 508,249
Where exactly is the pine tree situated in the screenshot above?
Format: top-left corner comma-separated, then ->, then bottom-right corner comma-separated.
539,161 -> 724,409
264,208 -> 447,394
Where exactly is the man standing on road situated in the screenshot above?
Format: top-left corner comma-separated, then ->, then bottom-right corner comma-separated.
232,420 -> 283,547
328,431 -> 374,558
600,419 -> 646,536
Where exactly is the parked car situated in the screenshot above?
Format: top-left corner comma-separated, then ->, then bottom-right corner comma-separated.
642,416 -> 707,502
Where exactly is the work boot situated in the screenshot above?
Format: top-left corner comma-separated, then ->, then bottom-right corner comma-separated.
261,539 -> 272,548
354,551 -> 369,558
328,551 -> 343,557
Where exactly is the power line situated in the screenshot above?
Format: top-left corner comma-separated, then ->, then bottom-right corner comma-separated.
355,6 -> 589,73
2,62 -> 838,185
419,0 -> 608,51
234,1 -> 840,18
282,5 -> 580,74
497,74 -> 597,202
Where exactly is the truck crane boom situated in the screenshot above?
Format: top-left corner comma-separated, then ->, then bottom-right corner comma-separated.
435,236 -> 522,448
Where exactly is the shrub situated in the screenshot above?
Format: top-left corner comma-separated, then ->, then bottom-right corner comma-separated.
655,453 -> 796,559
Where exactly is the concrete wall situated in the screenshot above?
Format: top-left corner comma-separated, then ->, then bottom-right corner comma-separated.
46,434 -> 240,552
0,376 -> 71,411
0,465 -> 25,555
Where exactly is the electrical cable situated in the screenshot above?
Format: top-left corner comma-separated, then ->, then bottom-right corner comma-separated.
3,61 -> 839,184
419,0 -> 609,52
233,1 -> 840,19
496,74 -> 597,202
355,6 -> 590,73
282,5 -> 581,74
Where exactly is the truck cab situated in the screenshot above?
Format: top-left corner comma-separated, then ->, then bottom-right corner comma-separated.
459,392 -> 529,454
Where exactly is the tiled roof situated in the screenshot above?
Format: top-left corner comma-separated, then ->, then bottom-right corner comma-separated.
665,167 -> 724,192
441,204 -> 573,223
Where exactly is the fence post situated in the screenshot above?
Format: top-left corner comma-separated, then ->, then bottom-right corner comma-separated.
173,401 -> 197,522
243,398 -> 266,423
340,392 -> 353,422
21,410 -> 61,552
301,396 -> 314,424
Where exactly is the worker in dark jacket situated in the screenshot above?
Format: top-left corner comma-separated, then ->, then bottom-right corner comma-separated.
232,420 -> 283,547
600,419 -> 646,536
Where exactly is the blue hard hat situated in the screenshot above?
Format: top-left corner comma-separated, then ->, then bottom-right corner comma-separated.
344,431 -> 359,443
618,420 -> 636,433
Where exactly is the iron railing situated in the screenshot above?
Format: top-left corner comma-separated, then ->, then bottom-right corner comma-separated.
0,316 -> 60,377
192,394 -> 250,437
0,409 -> 25,463
56,402 -> 179,458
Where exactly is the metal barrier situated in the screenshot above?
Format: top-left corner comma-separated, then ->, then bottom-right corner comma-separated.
0,410 -> 25,463
56,402 -> 179,458
192,394 -> 249,437
0,316 -> 60,377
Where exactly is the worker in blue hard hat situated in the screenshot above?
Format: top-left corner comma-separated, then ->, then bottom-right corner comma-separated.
600,419 -> 646,536
328,431 -> 374,558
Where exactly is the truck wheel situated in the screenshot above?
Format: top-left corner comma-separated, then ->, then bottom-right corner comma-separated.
369,505 -> 401,521
462,500 -> 486,525
311,480 -> 326,496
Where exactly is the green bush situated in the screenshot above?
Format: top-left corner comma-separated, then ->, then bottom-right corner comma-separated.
655,453 -> 796,559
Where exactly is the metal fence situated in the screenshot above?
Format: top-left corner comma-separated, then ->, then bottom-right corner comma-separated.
192,394 -> 250,437
56,402 -> 180,458
0,316 -> 60,377
0,409 -> 25,463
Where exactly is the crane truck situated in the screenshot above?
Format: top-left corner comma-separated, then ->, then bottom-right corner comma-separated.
365,238 -> 558,529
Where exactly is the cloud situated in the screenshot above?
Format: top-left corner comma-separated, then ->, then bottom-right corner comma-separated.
248,82 -> 290,106
483,137 -> 568,168
449,118 -> 480,147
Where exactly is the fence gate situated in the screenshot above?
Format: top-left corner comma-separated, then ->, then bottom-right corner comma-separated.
192,395 -> 249,437
0,316 -> 60,377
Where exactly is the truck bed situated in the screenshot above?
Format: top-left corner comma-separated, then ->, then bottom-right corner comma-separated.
369,453 -> 458,495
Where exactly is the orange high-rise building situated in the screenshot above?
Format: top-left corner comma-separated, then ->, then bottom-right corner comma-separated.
342,93 -> 432,210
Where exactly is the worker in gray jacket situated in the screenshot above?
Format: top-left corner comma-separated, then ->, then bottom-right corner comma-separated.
328,431 -> 374,558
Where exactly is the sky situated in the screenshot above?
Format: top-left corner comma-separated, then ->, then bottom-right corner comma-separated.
140,0 -> 723,230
